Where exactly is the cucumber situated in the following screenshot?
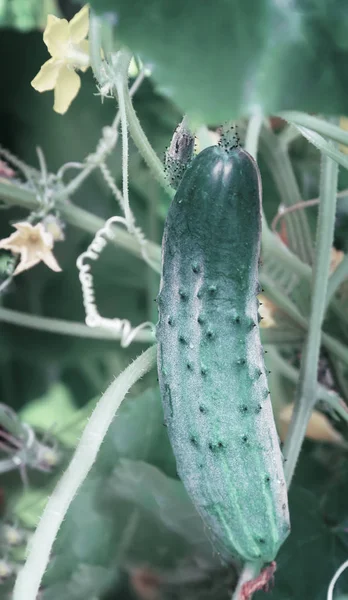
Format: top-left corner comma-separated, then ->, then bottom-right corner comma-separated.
156,138 -> 290,563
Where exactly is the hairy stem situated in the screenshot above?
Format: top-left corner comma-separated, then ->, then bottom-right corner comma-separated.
259,124 -> 313,264
279,112 -> 348,147
13,345 -> 157,600
114,52 -> 133,229
122,76 -> 175,198
291,126 -> 348,171
283,149 -> 339,486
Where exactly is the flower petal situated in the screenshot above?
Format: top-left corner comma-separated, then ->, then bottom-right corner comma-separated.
40,250 -> 62,272
69,5 -> 89,44
78,39 -> 90,72
53,67 -> 81,114
44,14 -> 69,58
31,58 -> 61,92
13,256 -> 41,276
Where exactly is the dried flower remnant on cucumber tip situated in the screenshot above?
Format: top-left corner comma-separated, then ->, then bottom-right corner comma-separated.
164,117 -> 195,189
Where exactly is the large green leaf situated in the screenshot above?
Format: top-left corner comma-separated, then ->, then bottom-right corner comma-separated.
109,459 -> 217,563
90,0 -> 348,123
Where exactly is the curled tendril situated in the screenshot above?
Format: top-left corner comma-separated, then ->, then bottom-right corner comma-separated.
76,215 -> 155,348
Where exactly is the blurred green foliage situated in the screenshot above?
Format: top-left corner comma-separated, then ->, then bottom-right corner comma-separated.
89,0 -> 348,123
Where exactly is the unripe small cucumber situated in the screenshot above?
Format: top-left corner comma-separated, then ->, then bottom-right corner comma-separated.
164,118 -> 195,189
157,140 -> 290,563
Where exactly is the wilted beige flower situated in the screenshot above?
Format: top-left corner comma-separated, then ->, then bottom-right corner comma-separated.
278,403 -> 345,446
330,247 -> 344,274
0,222 -> 62,275
339,116 -> 348,154
258,294 -> 276,328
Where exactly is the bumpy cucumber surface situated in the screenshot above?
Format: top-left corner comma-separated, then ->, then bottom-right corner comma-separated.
157,142 -> 290,563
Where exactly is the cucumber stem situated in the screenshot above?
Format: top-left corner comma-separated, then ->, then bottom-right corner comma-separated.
231,560 -> 262,600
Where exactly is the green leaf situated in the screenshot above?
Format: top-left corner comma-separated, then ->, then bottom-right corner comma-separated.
13,488 -> 48,529
0,0 -> 57,31
90,0 -> 348,122
18,383 -> 77,438
43,563 -> 117,600
109,459 -> 216,563
94,387 -> 177,478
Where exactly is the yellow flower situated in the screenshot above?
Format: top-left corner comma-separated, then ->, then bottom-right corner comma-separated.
0,222 -> 62,275
31,5 -> 90,114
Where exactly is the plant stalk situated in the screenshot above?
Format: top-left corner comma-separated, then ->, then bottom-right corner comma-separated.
282,150 -> 339,486
13,344 -> 157,600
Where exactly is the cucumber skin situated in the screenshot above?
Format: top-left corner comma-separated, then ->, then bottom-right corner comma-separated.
157,144 -> 290,563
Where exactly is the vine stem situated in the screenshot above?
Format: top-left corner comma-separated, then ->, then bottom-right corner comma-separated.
259,123 -> 313,264
122,72 -> 175,199
0,307 -> 153,343
13,344 -> 157,600
114,53 -> 133,229
278,111 -> 348,147
283,148 -> 339,486
291,125 -> 348,171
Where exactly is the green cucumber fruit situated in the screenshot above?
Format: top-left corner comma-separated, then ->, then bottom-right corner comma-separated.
156,137 -> 290,563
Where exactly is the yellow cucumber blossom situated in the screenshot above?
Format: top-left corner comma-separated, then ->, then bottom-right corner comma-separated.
31,5 -> 90,114
0,222 -> 62,275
